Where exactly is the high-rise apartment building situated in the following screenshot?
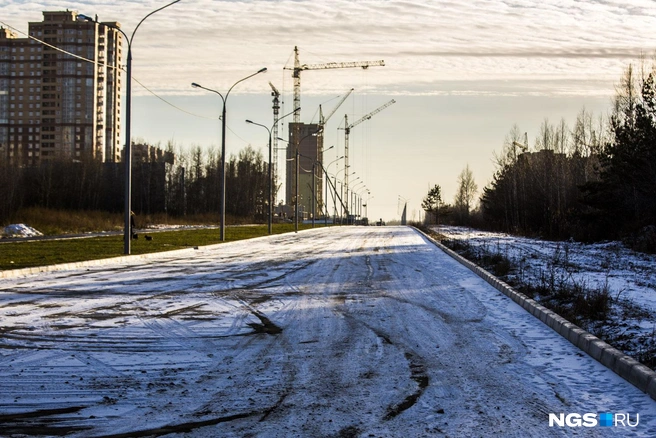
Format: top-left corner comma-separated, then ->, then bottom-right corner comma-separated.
0,11 -> 123,165
286,122 -> 324,218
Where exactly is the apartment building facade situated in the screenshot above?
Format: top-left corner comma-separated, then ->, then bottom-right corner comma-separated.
0,11 -> 123,165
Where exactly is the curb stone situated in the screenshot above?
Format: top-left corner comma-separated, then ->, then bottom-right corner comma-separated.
416,227 -> 656,401
0,246 -> 201,280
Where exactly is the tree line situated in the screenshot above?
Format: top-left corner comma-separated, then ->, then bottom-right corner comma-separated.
0,143 -> 270,224
423,61 -> 656,252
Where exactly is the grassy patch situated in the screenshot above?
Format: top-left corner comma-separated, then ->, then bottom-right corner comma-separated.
0,224 -> 321,271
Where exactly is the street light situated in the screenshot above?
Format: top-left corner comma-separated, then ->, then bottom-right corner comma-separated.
363,191 -> 373,223
191,67 -> 267,241
80,0 -> 180,255
354,185 -> 368,223
296,149 -> 331,228
334,167 -> 353,222
351,181 -> 366,220
245,108 -> 298,234
293,128 -> 323,232
325,154 -> 343,223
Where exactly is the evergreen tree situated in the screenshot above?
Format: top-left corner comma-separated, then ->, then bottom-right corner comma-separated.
422,184 -> 443,225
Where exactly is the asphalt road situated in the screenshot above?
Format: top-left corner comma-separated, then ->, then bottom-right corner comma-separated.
0,226 -> 654,437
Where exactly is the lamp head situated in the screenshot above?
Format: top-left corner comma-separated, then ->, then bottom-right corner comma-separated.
191,82 -> 201,88
258,67 -> 268,74
245,120 -> 253,124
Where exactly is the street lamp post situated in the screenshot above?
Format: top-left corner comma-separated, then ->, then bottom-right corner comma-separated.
325,154 -> 343,225
334,167 -> 352,223
364,192 -> 373,223
79,0 -> 180,255
350,181 -> 366,223
296,147 -> 330,229
191,68 -> 267,241
245,108 -> 297,234
293,128 -> 322,232
354,185 -> 368,223
346,176 -> 360,224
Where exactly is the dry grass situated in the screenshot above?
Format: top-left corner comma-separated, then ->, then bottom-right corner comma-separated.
3,208 -> 256,236
7,207 -> 123,235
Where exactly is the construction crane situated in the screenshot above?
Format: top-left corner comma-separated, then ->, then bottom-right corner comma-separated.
285,46 -> 384,124
269,82 -> 281,202
340,99 -> 396,212
316,88 -> 354,176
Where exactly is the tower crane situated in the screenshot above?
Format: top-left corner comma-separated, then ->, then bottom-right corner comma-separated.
269,82 -> 281,202
285,46 -> 384,124
340,99 -> 396,212
312,88 -> 354,214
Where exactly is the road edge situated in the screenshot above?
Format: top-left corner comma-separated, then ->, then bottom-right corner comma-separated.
414,227 -> 656,401
0,227 -> 321,280
0,246 -> 199,280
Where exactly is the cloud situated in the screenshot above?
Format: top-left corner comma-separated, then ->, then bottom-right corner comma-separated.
2,0 -> 655,97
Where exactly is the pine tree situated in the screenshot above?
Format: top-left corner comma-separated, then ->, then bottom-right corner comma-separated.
421,184 -> 443,225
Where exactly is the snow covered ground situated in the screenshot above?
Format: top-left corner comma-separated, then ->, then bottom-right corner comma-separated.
434,226 -> 656,368
0,226 -> 655,436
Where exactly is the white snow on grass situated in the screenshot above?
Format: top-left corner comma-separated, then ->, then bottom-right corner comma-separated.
434,225 -> 656,368
3,224 -> 43,238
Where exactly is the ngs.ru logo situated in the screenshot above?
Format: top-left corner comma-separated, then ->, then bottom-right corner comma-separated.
549,413 -> 639,428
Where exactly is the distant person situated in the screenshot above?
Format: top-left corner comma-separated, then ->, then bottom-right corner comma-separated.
130,211 -> 137,239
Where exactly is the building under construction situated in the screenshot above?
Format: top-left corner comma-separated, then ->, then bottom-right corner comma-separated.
286,122 -> 324,219
0,11 -> 123,165
279,47 -> 384,221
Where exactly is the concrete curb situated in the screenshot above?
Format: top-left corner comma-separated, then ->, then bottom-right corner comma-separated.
416,228 -> 656,401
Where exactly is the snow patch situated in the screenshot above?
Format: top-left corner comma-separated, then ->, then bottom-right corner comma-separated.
3,223 -> 43,238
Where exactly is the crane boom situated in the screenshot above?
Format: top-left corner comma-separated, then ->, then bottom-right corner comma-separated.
284,46 -> 384,124
321,88 -> 354,126
301,61 -> 385,71
347,99 -> 396,131
269,81 -> 280,97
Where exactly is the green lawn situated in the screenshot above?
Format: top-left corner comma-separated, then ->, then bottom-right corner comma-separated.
0,223 -> 324,271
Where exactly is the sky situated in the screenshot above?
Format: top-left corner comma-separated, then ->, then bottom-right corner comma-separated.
2,0 -> 656,221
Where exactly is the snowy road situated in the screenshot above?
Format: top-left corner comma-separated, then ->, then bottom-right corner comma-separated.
0,226 -> 655,437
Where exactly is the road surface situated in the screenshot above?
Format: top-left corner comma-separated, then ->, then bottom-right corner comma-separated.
0,226 -> 654,437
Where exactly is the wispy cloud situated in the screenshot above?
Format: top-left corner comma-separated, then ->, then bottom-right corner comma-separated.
3,0 -> 655,96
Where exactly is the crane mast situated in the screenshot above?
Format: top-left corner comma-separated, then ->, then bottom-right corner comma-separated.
269,82 -> 281,203
341,99 -> 396,214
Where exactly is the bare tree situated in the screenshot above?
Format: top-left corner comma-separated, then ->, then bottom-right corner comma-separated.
454,165 -> 478,224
